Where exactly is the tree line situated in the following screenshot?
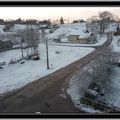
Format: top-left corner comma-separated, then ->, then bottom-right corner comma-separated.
0,18 -> 51,25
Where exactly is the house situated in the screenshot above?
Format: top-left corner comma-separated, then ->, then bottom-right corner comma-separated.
67,30 -> 95,44
67,29 -> 97,44
0,40 -> 13,50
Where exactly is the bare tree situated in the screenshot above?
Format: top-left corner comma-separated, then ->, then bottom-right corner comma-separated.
16,25 -> 40,58
23,25 -> 39,55
86,16 -> 99,34
60,17 -> 64,24
98,11 -> 114,35
87,11 -> 115,35
16,30 -> 25,58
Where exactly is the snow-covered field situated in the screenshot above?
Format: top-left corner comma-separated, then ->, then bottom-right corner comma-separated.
0,44 -> 94,94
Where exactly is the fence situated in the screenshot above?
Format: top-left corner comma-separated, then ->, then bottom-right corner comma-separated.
80,95 -> 120,113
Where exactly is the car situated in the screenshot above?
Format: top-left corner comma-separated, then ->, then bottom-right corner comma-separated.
31,52 -> 40,60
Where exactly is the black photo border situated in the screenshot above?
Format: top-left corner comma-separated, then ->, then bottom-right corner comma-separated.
0,0 -> 120,118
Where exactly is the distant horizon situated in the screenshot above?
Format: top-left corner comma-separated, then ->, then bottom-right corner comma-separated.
0,7 -> 120,22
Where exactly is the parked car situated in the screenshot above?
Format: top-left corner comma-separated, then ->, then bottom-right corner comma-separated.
31,52 -> 40,60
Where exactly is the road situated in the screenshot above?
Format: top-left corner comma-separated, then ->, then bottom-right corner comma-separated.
0,36 -> 112,114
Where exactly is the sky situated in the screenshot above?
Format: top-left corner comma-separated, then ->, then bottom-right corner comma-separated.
0,7 -> 120,22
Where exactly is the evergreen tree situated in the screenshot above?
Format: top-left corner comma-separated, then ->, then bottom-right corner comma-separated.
60,17 -> 64,24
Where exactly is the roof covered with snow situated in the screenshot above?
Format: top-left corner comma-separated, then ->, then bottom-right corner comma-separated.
46,23 -> 89,40
69,30 -> 91,38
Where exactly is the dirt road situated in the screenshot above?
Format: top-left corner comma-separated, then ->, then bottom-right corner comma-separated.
0,36 -> 112,113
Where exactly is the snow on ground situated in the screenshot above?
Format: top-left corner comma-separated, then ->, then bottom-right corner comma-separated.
106,67 -> 120,108
0,49 -> 24,63
47,27 -> 72,39
105,23 -> 117,33
10,24 -> 27,32
110,35 -> 120,53
0,44 -> 94,94
11,24 -> 41,32
67,61 -> 103,113
97,66 -> 120,109
0,25 -> 5,33
66,35 -> 120,112
96,35 -> 120,109
0,25 -> 13,36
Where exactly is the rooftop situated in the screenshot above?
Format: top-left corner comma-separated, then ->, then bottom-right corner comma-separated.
68,30 -> 91,38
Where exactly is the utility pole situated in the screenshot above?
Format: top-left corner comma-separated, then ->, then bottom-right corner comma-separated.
20,36 -> 24,59
46,37 -> 49,69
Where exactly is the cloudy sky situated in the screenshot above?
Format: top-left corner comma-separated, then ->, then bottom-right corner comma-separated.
0,7 -> 120,21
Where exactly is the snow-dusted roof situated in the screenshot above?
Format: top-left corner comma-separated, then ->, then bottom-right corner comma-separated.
46,23 -> 88,39
68,30 -> 91,38
10,24 -> 39,32
68,31 -> 83,36
39,24 -> 48,28
10,24 -> 26,31
78,33 -> 91,39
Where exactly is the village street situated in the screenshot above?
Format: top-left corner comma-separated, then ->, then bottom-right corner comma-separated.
0,35 -> 112,113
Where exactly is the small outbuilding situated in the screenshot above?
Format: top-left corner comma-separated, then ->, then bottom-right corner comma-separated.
67,30 -> 96,44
